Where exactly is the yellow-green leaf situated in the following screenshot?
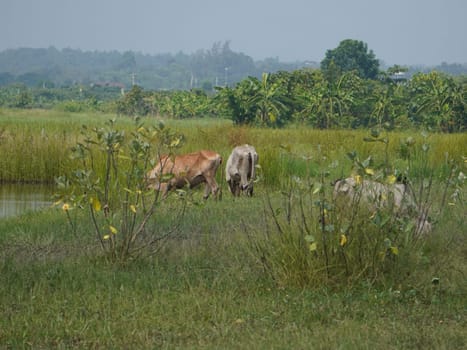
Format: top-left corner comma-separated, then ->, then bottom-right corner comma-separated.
91,197 -> 101,211
390,246 -> 399,255
103,234 -> 110,240
364,168 -> 375,176
353,174 -> 362,185
130,205 -> 137,213
312,183 -> 322,194
387,175 -> 397,184
339,234 -> 347,247
234,318 -> 245,325
109,225 -> 118,234
170,138 -> 181,147
309,242 -> 317,252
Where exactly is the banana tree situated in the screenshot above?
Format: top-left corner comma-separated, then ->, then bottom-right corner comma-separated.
299,70 -> 362,128
370,81 -> 407,129
247,73 -> 289,127
408,72 -> 466,132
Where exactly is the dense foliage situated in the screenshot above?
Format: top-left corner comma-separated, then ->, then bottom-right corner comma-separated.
321,39 -> 380,79
1,39 -> 466,132
1,70 -> 465,132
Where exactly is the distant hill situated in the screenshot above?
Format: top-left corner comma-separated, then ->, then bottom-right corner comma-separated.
0,44 -> 465,90
0,44 -> 316,90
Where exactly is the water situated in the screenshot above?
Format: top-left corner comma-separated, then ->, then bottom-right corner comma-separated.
0,184 -> 54,218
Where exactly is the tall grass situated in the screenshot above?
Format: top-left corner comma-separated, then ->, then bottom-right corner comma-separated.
2,108 -> 465,187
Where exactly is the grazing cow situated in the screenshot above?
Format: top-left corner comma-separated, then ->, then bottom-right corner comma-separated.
147,150 -> 222,199
333,177 -> 417,213
333,177 -> 432,236
225,144 -> 259,196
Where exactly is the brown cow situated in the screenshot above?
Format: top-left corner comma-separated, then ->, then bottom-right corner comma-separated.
147,150 -> 222,199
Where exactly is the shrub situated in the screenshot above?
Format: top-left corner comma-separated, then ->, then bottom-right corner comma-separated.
246,130 -> 464,290
54,118 -> 185,262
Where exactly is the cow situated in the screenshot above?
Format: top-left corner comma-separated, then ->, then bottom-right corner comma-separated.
333,177 -> 417,214
147,150 -> 222,199
225,144 -> 258,196
333,176 -> 432,236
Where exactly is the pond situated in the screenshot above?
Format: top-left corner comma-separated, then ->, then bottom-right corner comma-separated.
0,184 -> 55,219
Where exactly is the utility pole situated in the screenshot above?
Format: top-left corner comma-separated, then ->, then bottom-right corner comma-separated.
131,73 -> 136,86
224,67 -> 229,87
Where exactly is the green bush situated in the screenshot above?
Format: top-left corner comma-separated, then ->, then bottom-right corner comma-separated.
54,118 -> 185,262
246,130 -> 465,290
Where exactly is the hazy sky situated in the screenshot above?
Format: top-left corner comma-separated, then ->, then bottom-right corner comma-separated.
2,0 -> 466,66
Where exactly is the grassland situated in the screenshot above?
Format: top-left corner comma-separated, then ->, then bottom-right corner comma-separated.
0,108 -> 466,349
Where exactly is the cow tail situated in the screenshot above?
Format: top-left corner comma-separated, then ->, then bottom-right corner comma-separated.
219,155 -> 224,201
249,151 -> 256,186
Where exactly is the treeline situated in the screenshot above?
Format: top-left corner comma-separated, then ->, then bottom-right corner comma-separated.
1,39 -> 465,132
118,69 -> 466,132
2,69 -> 465,132
0,42 -> 308,90
1,42 -> 467,91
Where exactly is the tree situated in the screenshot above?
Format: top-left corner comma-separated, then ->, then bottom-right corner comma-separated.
116,51 -> 137,71
116,85 -> 149,117
247,73 -> 289,127
13,89 -> 33,108
408,72 -> 466,132
321,39 -> 380,80
214,84 -> 256,125
298,70 -> 362,128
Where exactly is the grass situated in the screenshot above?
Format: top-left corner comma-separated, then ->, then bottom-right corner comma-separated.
1,108 -> 465,185
0,197 -> 465,349
0,108 -> 466,348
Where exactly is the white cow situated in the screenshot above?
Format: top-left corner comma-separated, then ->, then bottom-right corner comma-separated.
333,177 -> 432,236
333,177 -> 417,213
225,144 -> 258,196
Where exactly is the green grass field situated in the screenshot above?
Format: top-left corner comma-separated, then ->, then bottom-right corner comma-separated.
0,108 -> 465,348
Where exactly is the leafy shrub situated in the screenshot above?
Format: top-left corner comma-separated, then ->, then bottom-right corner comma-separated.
54,118 -> 185,262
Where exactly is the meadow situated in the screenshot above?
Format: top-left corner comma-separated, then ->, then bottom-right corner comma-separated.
0,109 -> 465,349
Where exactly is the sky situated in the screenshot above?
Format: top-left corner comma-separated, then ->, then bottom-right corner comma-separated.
1,0 -> 466,66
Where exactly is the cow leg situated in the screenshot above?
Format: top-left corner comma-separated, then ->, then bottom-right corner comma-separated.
228,179 -> 239,197
203,182 -> 212,199
200,170 -> 219,199
235,182 -> 241,196
209,179 -> 219,199
202,176 -> 219,199
246,184 -> 253,196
